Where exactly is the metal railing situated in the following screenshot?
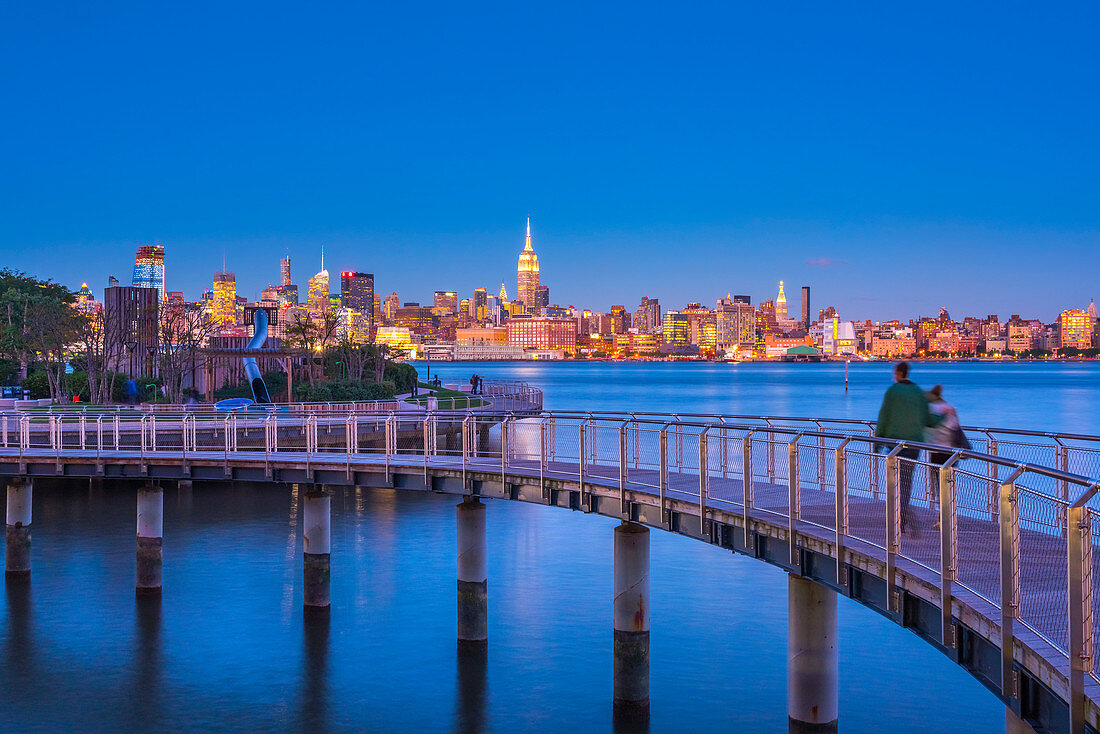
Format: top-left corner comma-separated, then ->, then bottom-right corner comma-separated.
0,406 -> 1098,729
3,379 -> 543,418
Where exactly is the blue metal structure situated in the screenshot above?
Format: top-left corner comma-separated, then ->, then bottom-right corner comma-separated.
244,309 -> 272,403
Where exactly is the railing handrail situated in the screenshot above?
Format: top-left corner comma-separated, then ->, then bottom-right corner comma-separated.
1,405 -> 1098,728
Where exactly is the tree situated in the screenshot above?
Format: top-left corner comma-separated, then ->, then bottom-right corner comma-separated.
284,311 -> 321,385
0,270 -> 79,401
158,302 -> 218,403
71,303 -> 128,405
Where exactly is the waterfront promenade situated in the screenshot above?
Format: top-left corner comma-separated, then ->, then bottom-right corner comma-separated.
1,388 -> 1099,732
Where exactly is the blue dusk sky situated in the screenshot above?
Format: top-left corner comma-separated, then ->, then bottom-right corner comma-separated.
1,2 -> 1097,321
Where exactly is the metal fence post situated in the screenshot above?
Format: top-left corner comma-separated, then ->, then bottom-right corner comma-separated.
719,419 -> 728,479
788,434 -> 803,567
659,424 -> 669,529
743,431 -> 755,550
500,416 -> 509,498
462,414 -> 471,490
999,467 -> 1025,700
869,428 -> 880,499
620,420 -> 629,519
578,419 -> 587,510
632,419 -> 639,470
699,427 -> 710,535
835,439 -> 851,589
385,413 -> 394,485
424,413 -> 433,488
986,433 -> 999,518
885,444 -> 905,615
540,418 -> 548,501
765,419 -> 775,481
1067,501 -> 1093,734
1057,442 -> 1069,536
675,420 -> 683,471
939,453 -> 962,649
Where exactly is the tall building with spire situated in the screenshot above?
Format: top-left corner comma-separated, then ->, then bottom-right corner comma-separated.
775,281 -> 788,323
281,256 -> 291,286
517,218 -> 540,308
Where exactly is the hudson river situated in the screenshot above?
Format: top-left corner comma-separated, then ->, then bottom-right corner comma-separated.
3,361 -> 1096,732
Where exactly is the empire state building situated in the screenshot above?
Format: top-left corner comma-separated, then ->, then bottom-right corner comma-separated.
517,217 -> 540,306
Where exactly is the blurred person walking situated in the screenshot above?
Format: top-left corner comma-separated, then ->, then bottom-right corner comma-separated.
874,362 -> 941,536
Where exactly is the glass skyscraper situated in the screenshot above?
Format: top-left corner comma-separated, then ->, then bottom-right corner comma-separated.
132,245 -> 165,300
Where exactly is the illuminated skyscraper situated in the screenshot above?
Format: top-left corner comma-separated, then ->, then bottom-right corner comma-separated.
717,297 -> 756,353
634,297 -> 661,334
75,283 -> 96,312
433,291 -> 458,317
383,292 -> 400,324
212,272 -> 237,329
534,285 -> 549,310
471,288 -> 488,321
281,256 -> 292,287
307,268 -> 330,317
517,218 -> 540,307
132,245 -> 165,300
341,272 -> 374,323
775,281 -> 788,322
1058,309 -> 1094,350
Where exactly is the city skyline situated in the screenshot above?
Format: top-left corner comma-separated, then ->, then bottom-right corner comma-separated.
60,222 -> 1095,326
2,4 -> 1098,321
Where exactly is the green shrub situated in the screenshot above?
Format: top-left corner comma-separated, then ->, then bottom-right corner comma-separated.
294,379 -> 396,402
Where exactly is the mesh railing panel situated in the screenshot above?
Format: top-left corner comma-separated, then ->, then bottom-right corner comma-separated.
953,469 -> 1002,608
1016,487 -> 1070,653
844,447 -> 887,550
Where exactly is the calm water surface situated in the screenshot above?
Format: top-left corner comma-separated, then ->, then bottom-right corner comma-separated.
4,362 -> 1097,732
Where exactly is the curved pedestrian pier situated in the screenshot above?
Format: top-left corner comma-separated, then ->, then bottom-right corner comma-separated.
1,400 -> 1099,732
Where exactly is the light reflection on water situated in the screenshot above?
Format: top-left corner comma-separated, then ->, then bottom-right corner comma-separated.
7,362 -> 1094,732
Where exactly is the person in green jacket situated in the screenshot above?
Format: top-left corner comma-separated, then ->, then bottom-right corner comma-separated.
874,361 -> 941,535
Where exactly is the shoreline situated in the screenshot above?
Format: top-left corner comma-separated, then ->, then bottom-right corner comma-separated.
408,356 -> 1100,364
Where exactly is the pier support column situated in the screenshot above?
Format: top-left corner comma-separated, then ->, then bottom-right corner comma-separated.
136,484 -> 164,594
457,496 -> 487,646
303,485 -> 331,610
788,575 -> 838,733
613,522 -> 650,721
5,478 -> 32,578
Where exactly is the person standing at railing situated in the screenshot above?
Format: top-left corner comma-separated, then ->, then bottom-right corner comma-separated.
925,384 -> 968,465
874,362 -> 942,536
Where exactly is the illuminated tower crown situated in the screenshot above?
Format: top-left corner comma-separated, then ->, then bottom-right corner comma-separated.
516,217 -> 540,306
776,280 -> 788,322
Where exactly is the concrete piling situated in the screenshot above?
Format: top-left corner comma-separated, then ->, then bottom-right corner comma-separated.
788,575 -> 839,733
5,478 -> 32,578
613,522 -> 650,720
303,485 -> 331,609
136,484 -> 164,594
457,497 -> 487,646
